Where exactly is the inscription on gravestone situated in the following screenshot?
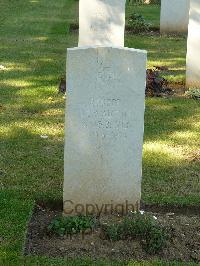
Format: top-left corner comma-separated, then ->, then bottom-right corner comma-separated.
64,47 -> 147,215
79,98 -> 130,139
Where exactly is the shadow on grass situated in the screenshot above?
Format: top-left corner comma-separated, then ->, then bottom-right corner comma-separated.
0,125 -> 64,201
142,98 -> 200,205
0,97 -> 199,205
0,0 -> 199,206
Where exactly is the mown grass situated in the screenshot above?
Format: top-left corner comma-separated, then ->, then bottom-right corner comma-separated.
0,0 -> 199,265
126,3 -> 160,28
69,1 -> 186,82
126,3 -> 186,82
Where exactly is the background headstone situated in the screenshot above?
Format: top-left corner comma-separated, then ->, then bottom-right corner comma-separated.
160,0 -> 190,33
186,0 -> 200,87
64,47 -> 147,215
79,0 -> 126,47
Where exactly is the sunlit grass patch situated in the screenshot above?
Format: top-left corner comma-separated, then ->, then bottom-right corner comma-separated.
143,141 -> 186,161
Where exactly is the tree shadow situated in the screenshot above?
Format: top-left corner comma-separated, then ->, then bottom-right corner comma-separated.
142,98 -> 200,205
0,1 -> 199,206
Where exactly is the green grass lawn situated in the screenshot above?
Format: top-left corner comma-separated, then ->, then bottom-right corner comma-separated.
0,0 -> 199,265
126,3 -> 160,28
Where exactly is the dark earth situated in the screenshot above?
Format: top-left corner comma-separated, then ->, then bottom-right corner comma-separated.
25,204 -> 200,263
59,61 -> 187,98
59,69 -> 186,98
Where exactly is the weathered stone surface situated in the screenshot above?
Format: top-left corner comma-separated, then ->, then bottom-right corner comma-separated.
186,0 -> 200,88
160,0 -> 190,33
64,46 -> 147,215
79,0 -> 126,47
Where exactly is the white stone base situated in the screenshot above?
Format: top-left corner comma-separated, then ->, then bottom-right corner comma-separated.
64,46 -> 147,216
160,0 -> 190,33
186,0 -> 200,88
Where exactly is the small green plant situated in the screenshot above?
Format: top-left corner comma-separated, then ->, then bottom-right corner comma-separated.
48,215 -> 96,237
143,225 -> 168,254
102,212 -> 168,254
103,223 -> 123,241
128,13 -> 151,33
185,88 -> 200,99
122,212 -> 156,237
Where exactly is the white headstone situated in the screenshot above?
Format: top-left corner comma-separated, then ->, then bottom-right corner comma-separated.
79,0 -> 126,47
64,46 -> 147,216
186,0 -> 200,88
160,0 -> 190,33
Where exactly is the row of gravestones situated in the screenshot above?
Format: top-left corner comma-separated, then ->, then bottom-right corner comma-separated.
63,0 -> 199,216
161,0 -> 200,88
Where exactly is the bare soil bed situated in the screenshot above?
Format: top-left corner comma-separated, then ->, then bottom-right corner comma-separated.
25,204 -> 200,263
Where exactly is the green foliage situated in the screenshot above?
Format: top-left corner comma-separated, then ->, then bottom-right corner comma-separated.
102,223 -> 124,241
144,225 -> 168,254
48,215 -> 96,236
128,13 -> 151,32
123,212 -> 156,237
185,88 -> 200,99
126,3 -> 160,29
103,212 -> 168,254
